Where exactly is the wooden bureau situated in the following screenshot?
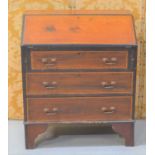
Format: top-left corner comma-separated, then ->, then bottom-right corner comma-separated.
21,11 -> 137,149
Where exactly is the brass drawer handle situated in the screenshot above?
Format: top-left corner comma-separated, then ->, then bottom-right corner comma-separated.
101,81 -> 116,89
41,58 -> 48,63
43,107 -> 59,115
102,57 -> 118,65
42,81 -> 57,89
102,85 -> 114,89
41,57 -> 57,65
101,106 -> 116,114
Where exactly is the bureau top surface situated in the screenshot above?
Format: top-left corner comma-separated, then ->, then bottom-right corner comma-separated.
22,11 -> 137,46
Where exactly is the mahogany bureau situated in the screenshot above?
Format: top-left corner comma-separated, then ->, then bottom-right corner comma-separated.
21,11 -> 137,149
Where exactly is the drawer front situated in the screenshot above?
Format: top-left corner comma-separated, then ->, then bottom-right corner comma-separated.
27,96 -> 132,122
30,51 -> 128,70
26,72 -> 133,95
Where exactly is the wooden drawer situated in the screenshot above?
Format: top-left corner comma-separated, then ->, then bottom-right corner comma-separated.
26,72 -> 133,95
30,51 -> 128,70
27,96 -> 132,122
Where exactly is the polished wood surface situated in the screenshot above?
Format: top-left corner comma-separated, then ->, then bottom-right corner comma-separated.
27,96 -> 132,122
21,11 -> 137,148
31,51 -> 128,70
23,12 -> 136,45
26,72 -> 133,95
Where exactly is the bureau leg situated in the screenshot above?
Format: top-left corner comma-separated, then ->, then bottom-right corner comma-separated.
25,124 -> 48,149
112,122 -> 134,146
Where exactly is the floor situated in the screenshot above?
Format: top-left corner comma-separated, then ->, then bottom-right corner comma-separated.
8,120 -> 146,155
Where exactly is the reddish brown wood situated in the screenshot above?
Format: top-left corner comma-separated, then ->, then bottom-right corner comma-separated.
26,72 -> 133,95
31,51 -> 128,70
23,11 -> 136,45
21,11 -> 137,148
25,124 -> 48,149
112,122 -> 134,146
27,96 -> 132,122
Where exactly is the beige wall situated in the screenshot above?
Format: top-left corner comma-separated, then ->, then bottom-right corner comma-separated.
8,0 -> 146,119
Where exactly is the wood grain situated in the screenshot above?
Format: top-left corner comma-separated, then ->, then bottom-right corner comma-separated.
20,11 -> 138,148
26,72 -> 133,95
31,51 -> 128,70
27,96 -> 132,122
23,13 -> 136,45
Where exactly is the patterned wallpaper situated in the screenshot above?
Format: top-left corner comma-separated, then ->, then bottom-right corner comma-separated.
8,0 -> 145,119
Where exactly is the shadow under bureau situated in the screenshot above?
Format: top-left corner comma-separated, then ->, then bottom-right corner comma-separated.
21,11 -> 137,149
